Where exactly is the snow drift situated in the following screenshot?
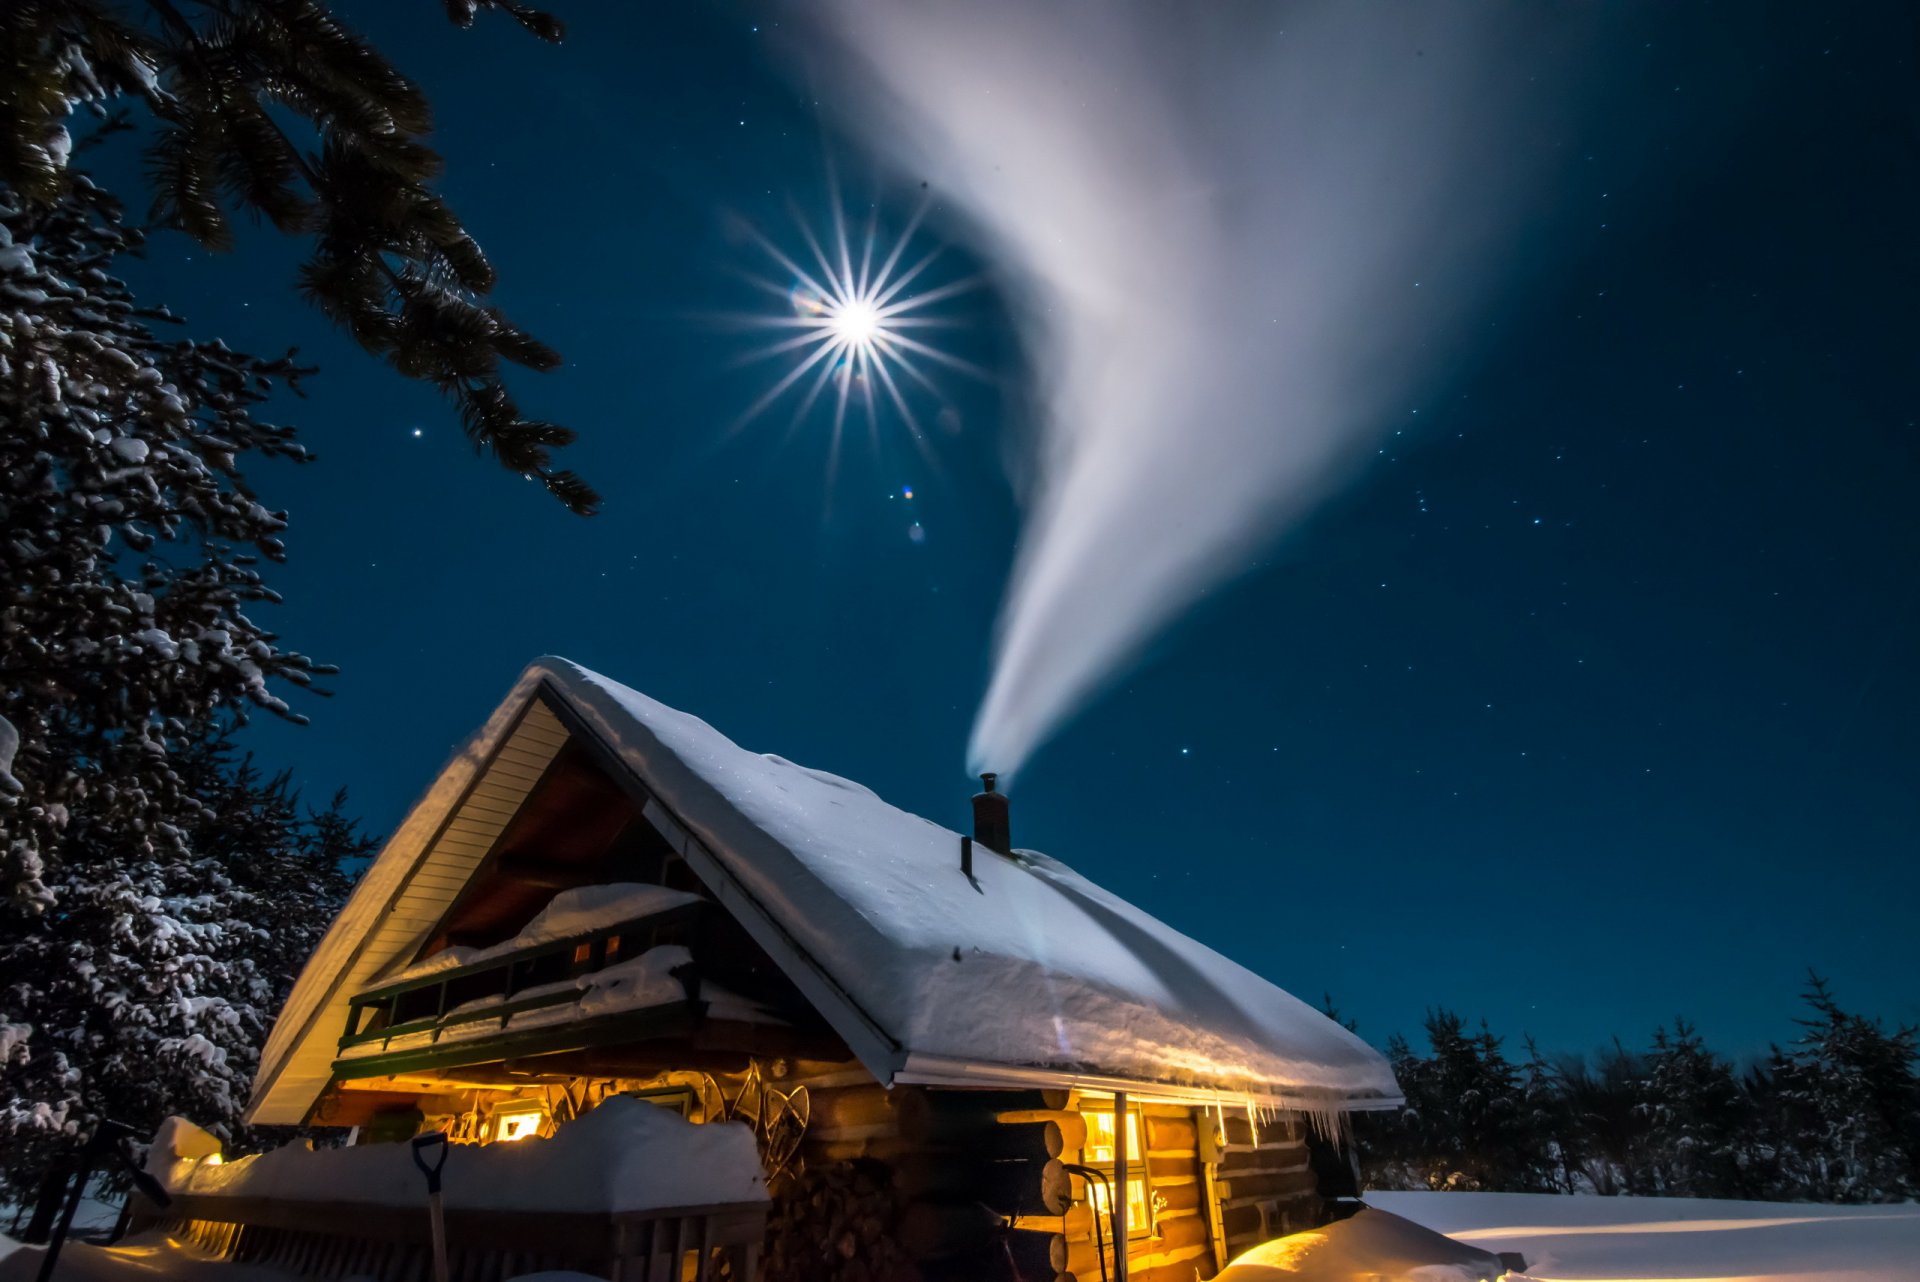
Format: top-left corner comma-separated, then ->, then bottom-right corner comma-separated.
1219,1206 -> 1509,1282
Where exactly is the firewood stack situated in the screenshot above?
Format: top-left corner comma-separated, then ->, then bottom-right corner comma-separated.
761,1158 -> 919,1282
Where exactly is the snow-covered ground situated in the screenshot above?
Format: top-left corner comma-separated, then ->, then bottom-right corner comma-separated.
0,1197 -> 124,1263
1373,1191 -> 1920,1282
0,1233 -> 278,1282
7,1191 -> 1916,1281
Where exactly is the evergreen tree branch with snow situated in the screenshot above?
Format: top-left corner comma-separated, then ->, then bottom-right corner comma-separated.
1,0 -> 594,515
0,0 -> 578,1200
0,168 -> 326,910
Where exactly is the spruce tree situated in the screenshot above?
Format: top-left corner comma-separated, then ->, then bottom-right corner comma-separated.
1635,1019 -> 1748,1198
1358,1011 -> 1556,1193
1765,974 -> 1920,1202
0,0 -> 578,1196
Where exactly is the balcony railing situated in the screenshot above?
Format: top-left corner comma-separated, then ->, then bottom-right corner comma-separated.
334,899 -> 710,1077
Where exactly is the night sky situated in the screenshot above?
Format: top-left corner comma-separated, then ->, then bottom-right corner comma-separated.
105,2 -> 1917,1064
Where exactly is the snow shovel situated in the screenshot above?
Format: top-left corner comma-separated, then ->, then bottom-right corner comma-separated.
410,1132 -> 451,1282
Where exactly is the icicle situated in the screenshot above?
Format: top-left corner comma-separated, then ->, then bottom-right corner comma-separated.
1244,1093 -> 1260,1147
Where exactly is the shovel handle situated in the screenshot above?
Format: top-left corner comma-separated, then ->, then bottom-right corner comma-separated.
410,1132 -> 450,1194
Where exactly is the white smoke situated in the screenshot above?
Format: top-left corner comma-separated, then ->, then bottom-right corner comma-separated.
794,2 -> 1575,780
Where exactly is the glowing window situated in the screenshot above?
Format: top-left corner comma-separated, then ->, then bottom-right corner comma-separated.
572,942 -> 592,965
490,1102 -> 545,1143
1082,1108 -> 1152,1237
604,934 -> 622,962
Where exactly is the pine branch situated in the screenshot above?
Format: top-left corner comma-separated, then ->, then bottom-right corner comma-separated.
79,0 -> 597,511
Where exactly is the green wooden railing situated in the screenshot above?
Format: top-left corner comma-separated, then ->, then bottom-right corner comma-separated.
334,900 -> 710,1076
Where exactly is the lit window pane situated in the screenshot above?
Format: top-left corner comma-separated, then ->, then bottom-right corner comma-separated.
1081,1108 -> 1151,1237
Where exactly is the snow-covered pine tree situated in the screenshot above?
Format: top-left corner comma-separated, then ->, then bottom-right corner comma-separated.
1763,974 -> 1920,1202
1356,1011 -> 1558,1193
1353,1032 -> 1424,1189
1634,1019 -> 1749,1198
1,0 -> 593,514
0,732 -> 374,1199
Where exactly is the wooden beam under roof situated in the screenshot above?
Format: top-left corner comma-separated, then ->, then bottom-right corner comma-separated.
489,853 -> 600,891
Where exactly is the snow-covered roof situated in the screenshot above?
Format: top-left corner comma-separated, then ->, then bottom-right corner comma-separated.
247,658 -> 1398,1125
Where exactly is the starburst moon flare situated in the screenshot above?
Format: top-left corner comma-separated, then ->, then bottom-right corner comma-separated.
732,198 -> 982,464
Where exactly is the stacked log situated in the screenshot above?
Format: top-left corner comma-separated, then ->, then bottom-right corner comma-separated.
805,1083 -> 918,1164
760,1158 -> 916,1282
885,1087 -> 1080,1282
996,1098 -> 1217,1282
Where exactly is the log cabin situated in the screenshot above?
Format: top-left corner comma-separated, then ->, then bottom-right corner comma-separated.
241,658 -> 1402,1282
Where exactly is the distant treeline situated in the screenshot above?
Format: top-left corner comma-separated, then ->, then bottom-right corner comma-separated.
1348,974 -> 1920,1204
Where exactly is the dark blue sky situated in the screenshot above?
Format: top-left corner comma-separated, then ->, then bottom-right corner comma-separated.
112,1 -> 1917,1064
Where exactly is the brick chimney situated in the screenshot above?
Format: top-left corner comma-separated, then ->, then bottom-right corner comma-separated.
971,773 -> 1010,855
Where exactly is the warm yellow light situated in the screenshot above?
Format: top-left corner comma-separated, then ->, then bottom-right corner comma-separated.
202,1153 -> 224,1166
1081,1109 -> 1151,1233
496,1114 -> 540,1142
491,1104 -> 545,1143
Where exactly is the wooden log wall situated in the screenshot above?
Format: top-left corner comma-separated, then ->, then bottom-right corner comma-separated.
297,1069 -> 1329,1282
1042,1096 -> 1213,1282
890,1087 -> 1067,1282
1211,1110 -> 1321,1264
1002,1098 -> 1325,1282
785,1083 -> 1333,1282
